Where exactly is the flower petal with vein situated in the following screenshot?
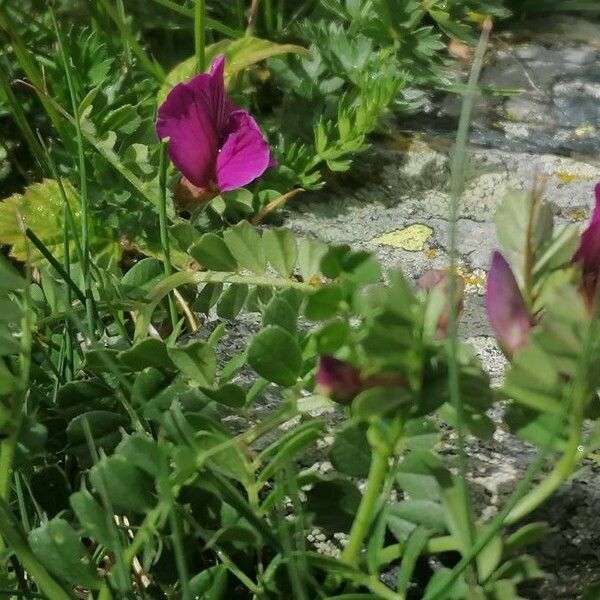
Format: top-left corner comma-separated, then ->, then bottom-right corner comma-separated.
572,182 -> 600,310
156,55 -> 273,196
485,251 -> 532,356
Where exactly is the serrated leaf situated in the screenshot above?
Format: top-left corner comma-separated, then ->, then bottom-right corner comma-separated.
67,411 -> 128,457
263,228 -> 297,277
330,421 -> 371,478
189,565 -> 228,599
189,233 -> 238,271
70,489 -> 114,549
223,221 -> 266,274
494,190 -> 553,288
305,285 -> 342,320
262,294 -> 297,333
298,238 -> 327,281
0,179 -> 119,264
119,338 -> 175,372
386,500 -> 445,543
167,340 -> 216,387
90,455 -> 154,513
247,325 -> 302,386
201,383 -> 246,409
194,282 -> 224,314
216,284 -> 248,320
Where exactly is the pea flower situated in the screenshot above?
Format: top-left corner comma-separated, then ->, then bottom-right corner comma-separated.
316,356 -> 405,405
572,182 -> 600,311
416,269 -> 465,337
316,355 -> 363,405
485,251 -> 533,356
156,55 -> 273,200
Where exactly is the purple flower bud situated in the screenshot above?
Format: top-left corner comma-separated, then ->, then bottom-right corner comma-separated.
572,182 -> 600,311
485,251 -> 532,356
416,269 -> 465,337
156,56 -> 274,201
316,355 -> 363,404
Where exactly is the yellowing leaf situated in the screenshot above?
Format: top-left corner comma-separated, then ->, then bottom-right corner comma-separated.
0,179 -> 120,264
158,36 -> 310,103
371,224 -> 434,251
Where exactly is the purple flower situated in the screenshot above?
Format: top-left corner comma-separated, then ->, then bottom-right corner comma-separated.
485,251 -> 532,356
416,269 -> 465,337
316,355 -> 363,405
572,182 -> 600,311
316,356 -> 405,405
156,55 -> 273,195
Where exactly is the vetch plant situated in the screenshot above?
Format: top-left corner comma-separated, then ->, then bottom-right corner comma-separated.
0,2 -> 599,599
157,55 -> 274,207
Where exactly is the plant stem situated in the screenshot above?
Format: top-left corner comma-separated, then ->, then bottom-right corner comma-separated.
98,0 -> 165,82
148,0 -> 242,37
158,141 -> 178,330
342,450 -> 389,567
194,0 -> 206,73
134,271 -> 315,340
0,58 -> 46,171
343,418 -> 404,569
444,17 -> 492,567
25,228 -> 86,305
51,10 -> 96,336
0,8 -> 72,151
169,508 -> 191,599
247,0 -> 261,34
264,0 -> 274,34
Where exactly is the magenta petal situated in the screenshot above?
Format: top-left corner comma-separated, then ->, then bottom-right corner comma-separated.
316,355 -> 362,404
216,111 -> 272,192
572,182 -> 600,279
485,251 -> 532,355
156,79 -> 218,188
186,55 -> 237,131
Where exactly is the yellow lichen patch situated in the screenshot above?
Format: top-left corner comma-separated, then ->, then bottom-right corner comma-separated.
555,171 -> 595,184
457,266 -> 487,294
574,125 -> 596,138
371,224 -> 434,251
565,208 -> 588,221
424,248 -> 439,259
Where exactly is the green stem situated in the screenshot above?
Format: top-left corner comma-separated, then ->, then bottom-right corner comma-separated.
0,58 -> 46,171
148,0 -> 241,37
169,508 -> 191,599
444,17 -> 492,568
264,0 -> 274,34
0,9 -> 73,151
247,0 -> 260,34
194,0 -> 206,73
51,10 -> 95,335
342,449 -> 390,567
134,270 -> 314,340
25,228 -> 86,305
342,417 -> 405,568
98,0 -> 165,82
0,429 -> 18,503
158,141 -> 177,330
